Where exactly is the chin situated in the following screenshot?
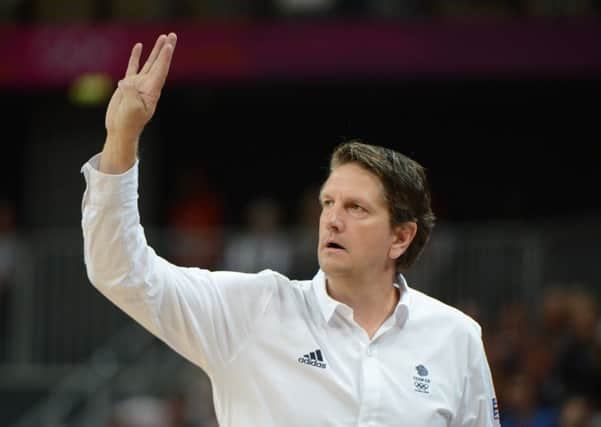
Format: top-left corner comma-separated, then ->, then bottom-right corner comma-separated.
318,257 -> 351,277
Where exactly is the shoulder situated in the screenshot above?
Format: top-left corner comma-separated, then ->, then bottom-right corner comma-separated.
266,269 -> 314,296
215,269 -> 312,296
197,269 -> 312,309
408,287 -> 481,339
208,268 -> 314,288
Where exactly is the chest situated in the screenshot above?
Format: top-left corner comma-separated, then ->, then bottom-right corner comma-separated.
222,313 -> 463,427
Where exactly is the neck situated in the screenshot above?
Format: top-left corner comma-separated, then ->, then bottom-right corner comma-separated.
326,270 -> 400,339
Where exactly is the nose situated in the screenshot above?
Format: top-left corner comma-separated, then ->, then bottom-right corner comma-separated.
323,204 -> 344,233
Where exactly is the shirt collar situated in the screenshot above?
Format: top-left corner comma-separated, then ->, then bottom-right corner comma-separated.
312,270 -> 411,328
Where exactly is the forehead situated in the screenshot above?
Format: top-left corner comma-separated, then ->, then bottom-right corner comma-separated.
321,163 -> 385,201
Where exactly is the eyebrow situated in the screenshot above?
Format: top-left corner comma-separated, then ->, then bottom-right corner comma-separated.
346,197 -> 372,208
319,192 -> 373,208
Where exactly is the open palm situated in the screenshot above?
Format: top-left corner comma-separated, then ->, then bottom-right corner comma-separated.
105,33 -> 177,142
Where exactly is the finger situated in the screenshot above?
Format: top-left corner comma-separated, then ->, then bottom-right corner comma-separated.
166,32 -> 178,50
147,42 -> 175,93
140,34 -> 167,75
125,43 -> 142,77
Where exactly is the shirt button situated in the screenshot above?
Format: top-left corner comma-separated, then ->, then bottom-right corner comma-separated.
366,348 -> 373,357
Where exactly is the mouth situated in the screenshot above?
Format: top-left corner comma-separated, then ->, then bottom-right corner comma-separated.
324,241 -> 346,251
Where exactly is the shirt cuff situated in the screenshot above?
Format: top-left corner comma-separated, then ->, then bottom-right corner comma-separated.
80,153 -> 139,207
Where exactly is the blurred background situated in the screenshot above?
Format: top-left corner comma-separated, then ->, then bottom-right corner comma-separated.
1,0 -> 601,426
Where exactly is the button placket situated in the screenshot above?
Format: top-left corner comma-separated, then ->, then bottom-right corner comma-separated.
357,343 -> 381,426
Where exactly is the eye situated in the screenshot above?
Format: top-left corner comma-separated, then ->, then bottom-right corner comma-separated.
321,199 -> 333,208
349,203 -> 365,213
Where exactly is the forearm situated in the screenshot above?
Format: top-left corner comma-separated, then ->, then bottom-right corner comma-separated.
82,154 -> 142,287
82,157 -> 168,335
99,133 -> 139,174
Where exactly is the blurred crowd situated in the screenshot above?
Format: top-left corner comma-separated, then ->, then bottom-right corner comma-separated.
165,167 -> 321,279
2,0 -> 601,22
0,200 -> 16,362
474,287 -> 601,427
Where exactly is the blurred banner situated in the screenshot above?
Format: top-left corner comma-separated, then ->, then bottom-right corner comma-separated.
1,20 -> 601,88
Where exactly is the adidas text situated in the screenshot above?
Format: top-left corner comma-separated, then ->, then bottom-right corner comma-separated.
298,357 -> 327,369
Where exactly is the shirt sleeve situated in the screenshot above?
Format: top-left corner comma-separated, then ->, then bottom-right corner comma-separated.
80,154 -> 277,375
452,322 -> 501,427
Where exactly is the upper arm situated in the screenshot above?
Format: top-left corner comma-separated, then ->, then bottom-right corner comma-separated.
89,245 -> 278,374
452,323 -> 501,427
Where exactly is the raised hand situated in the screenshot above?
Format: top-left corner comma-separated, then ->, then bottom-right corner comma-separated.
101,33 -> 177,173
105,32 -> 177,140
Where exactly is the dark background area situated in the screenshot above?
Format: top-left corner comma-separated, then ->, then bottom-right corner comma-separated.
2,76 -> 599,228
159,77 -> 600,225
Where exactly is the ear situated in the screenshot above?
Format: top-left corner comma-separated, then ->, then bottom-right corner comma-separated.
389,222 -> 417,260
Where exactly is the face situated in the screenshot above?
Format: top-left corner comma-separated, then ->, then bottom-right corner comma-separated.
318,163 -> 406,280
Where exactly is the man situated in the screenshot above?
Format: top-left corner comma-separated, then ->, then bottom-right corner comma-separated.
81,33 -> 501,426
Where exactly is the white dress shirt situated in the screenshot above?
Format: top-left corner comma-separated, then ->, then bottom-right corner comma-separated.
81,154 -> 501,427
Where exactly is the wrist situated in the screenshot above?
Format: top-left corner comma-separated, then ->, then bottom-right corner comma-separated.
100,134 -> 138,174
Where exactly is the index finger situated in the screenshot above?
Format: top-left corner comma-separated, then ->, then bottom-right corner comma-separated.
125,43 -> 142,77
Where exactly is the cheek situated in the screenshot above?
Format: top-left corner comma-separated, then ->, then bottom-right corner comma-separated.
318,211 -> 335,232
362,226 -> 394,251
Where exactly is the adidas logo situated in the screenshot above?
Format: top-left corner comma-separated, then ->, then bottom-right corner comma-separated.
298,349 -> 327,369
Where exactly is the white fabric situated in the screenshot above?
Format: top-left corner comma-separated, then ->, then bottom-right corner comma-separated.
81,153 -> 501,427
